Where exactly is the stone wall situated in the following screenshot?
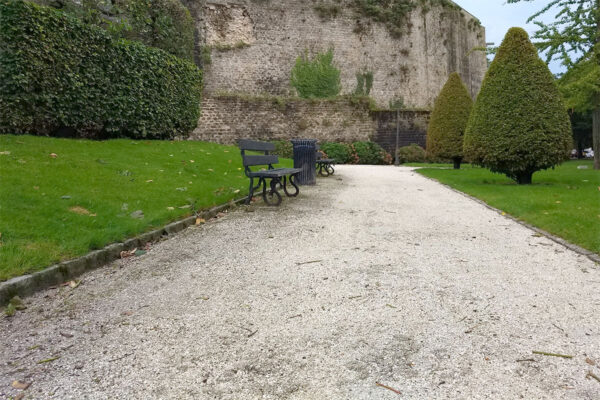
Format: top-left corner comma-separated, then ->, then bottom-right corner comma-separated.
191,95 -> 430,156
191,95 -> 376,144
186,0 -> 487,109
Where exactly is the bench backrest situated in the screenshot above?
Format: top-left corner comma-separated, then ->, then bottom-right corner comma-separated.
239,139 -> 279,172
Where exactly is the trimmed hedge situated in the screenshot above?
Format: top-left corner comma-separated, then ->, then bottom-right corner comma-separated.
0,0 -> 202,139
320,142 -> 391,165
426,72 -> 473,169
397,144 -> 426,164
463,27 -> 571,184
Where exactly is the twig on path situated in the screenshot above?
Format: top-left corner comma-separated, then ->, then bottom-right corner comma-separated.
552,323 -> 566,334
296,260 -> 323,266
348,295 -> 362,300
288,314 -> 302,319
516,358 -> 536,362
109,353 -> 133,362
37,356 -> 60,364
376,382 -> 402,395
532,350 -> 573,359
587,372 -> 600,383
247,329 -> 258,338
464,323 -> 480,334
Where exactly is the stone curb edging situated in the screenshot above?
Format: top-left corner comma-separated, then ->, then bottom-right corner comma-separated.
417,172 -> 600,265
0,198 -> 247,306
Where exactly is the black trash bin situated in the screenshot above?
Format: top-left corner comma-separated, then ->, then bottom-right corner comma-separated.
291,139 -> 317,185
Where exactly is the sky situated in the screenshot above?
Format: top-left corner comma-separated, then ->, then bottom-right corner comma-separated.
453,0 -> 564,73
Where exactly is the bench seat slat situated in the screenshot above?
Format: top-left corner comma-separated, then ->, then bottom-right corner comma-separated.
239,140 -> 276,151
243,154 -> 279,166
248,167 -> 302,178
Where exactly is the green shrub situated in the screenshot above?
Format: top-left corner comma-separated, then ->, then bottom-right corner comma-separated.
272,140 -> 293,158
463,27 -> 572,184
33,0 -> 195,60
320,142 -> 353,164
397,144 -> 426,164
290,49 -> 341,98
0,0 -> 202,139
352,141 -> 392,165
426,72 -> 473,169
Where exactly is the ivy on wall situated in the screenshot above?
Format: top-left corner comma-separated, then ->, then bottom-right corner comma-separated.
0,0 -> 203,139
33,0 -> 195,60
290,49 -> 342,99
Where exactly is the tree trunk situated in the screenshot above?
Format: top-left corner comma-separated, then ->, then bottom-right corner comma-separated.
594,106 -> 600,169
515,171 -> 533,185
453,157 -> 462,170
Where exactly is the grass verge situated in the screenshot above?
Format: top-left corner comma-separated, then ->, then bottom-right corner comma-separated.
416,161 -> 600,254
0,135 -> 291,281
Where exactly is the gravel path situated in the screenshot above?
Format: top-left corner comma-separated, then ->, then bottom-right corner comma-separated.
1,165 -> 599,399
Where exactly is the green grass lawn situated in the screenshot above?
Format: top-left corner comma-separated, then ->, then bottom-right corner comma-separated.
416,161 -> 600,254
0,135 -> 291,281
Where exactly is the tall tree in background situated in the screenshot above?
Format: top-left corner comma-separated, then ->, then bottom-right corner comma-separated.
507,0 -> 599,169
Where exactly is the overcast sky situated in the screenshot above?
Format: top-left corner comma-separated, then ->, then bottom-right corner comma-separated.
453,0 -> 564,73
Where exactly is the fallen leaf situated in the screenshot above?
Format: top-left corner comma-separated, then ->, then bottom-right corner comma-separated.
49,153 -> 57,158
178,205 -> 191,209
146,179 -> 153,183
175,187 -> 187,191
234,189 -> 240,194
60,331 -> 74,338
33,186 -> 39,190
134,250 -> 146,256
17,159 -> 26,164
195,218 -> 205,225
61,195 -> 72,200
130,210 -> 144,219
121,311 -> 134,316
555,201 -> 561,204
190,160 -> 195,163
5,303 -> 17,317
208,168 -> 214,172
11,381 -> 31,390
0,151 -> 10,155
228,160 -> 232,164
69,206 -> 91,215
224,150 -> 229,153
120,248 -> 137,258
167,207 -> 175,210
585,357 -> 596,366
14,393 -> 25,400
501,212 -> 506,216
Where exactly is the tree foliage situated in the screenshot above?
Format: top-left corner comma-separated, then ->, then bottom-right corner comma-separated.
507,0 -> 599,168
426,72 -> 472,168
463,28 -> 572,184
290,49 -> 341,99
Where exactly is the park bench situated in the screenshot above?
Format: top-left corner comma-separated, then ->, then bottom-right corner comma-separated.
239,139 -> 303,206
316,145 -> 335,177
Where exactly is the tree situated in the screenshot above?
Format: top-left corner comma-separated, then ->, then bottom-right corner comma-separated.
290,49 -> 341,98
463,27 -> 572,184
507,0 -> 600,169
426,72 -> 473,169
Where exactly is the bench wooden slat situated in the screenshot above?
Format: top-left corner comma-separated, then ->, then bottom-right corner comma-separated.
243,154 -> 279,166
239,139 -> 276,151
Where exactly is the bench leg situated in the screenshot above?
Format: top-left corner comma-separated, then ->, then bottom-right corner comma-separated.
262,178 -> 282,206
283,174 -> 299,197
327,164 -> 335,175
246,177 -> 254,205
318,162 -> 330,177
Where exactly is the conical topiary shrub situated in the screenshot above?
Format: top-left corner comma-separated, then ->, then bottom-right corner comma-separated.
463,27 -> 572,184
426,72 -> 473,169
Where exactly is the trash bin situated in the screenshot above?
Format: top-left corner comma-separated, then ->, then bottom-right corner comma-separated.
291,139 -> 317,185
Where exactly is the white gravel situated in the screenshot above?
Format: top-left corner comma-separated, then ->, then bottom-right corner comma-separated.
1,165 -> 599,399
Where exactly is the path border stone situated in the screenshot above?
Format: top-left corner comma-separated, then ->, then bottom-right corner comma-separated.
418,172 -> 600,265
0,198 -> 246,306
